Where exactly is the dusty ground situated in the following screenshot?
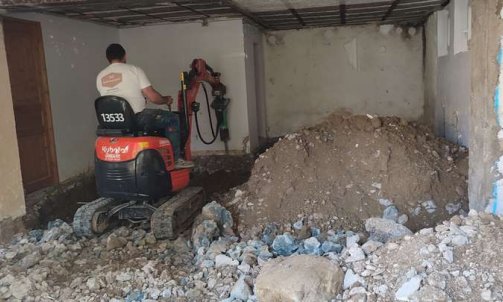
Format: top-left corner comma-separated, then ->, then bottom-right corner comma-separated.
229,114 -> 468,233
191,155 -> 254,200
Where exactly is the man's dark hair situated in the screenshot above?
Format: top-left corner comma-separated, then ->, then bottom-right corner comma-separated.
106,43 -> 126,62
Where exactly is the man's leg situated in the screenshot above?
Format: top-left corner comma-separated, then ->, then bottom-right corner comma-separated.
148,109 -> 193,168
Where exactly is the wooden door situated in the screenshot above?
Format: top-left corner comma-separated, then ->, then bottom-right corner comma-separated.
3,17 -> 58,193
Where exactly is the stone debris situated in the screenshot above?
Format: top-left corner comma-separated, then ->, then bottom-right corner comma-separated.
395,275 -> 422,301
1,199 -> 502,302
365,217 -> 413,242
383,205 -> 399,222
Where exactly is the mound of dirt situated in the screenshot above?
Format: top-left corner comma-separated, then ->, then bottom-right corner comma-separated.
234,114 -> 468,232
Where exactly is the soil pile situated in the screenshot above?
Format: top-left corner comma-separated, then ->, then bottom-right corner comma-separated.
236,114 -> 468,231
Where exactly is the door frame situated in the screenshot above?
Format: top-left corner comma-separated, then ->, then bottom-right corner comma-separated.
2,16 -> 59,191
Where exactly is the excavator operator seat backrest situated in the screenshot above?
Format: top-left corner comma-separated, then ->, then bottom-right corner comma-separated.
95,96 -> 137,136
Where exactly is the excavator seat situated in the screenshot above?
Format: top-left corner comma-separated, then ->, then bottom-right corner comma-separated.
95,96 -> 164,137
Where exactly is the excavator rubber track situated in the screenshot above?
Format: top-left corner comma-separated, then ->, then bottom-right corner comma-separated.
151,186 -> 206,240
73,197 -> 117,238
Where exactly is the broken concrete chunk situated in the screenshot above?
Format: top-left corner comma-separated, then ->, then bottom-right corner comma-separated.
229,275 -> 252,301
361,240 -> 383,255
215,254 -> 239,267
421,200 -> 437,214
272,233 -> 298,256
303,237 -> 321,255
191,220 -> 219,251
346,234 -> 360,248
365,218 -> 413,243
201,201 -> 234,235
395,275 -> 422,301
106,234 -> 128,250
345,246 -> 366,263
344,269 -> 365,289
383,205 -> 399,222
398,214 -> 409,225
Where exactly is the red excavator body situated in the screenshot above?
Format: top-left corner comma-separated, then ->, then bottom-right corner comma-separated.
73,59 -> 229,239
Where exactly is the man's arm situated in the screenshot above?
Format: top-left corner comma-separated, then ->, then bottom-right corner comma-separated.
142,86 -> 173,105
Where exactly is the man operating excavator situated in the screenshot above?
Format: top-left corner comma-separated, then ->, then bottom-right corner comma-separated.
96,43 -> 193,169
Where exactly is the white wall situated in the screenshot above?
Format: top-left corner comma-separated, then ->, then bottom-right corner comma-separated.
424,1 -> 471,146
243,22 -> 266,151
119,19 -> 250,153
0,21 -> 26,220
264,25 -> 424,136
10,13 -> 119,180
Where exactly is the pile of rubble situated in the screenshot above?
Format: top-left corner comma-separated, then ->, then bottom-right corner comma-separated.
1,197 -> 501,301
231,114 -> 468,232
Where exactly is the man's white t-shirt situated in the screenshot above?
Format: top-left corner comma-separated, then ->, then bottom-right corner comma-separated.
96,63 -> 151,113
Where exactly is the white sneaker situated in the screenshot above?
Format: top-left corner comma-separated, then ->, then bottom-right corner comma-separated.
175,159 -> 195,169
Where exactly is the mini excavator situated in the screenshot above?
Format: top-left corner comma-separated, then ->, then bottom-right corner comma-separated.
73,59 -> 230,239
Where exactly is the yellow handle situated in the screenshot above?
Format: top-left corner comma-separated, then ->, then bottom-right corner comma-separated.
180,72 -> 186,90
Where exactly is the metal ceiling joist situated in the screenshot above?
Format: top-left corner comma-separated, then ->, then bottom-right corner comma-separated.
381,0 -> 402,21
340,4 -> 347,25
0,0 -> 451,30
220,0 -> 269,29
289,8 -> 305,27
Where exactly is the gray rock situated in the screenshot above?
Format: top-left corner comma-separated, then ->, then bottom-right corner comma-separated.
272,233 -> 298,256
131,229 -> 146,241
398,214 -> 409,225
395,275 -> 422,301
345,247 -> 366,263
201,201 -> 234,235
365,218 -> 413,243
230,275 -> 252,300
116,272 -> 133,282
383,205 -> 399,222
191,220 -> 219,250
86,277 -> 100,291
47,219 -> 65,229
445,202 -> 462,214
9,278 -> 31,300
349,286 -> 367,297
346,234 -> 360,248
106,234 -> 128,250
361,240 -> 383,255
293,219 -> 303,230
481,289 -> 492,301
321,241 -> 343,254
19,251 -> 41,269
28,229 -> 44,242
145,233 -> 157,245
426,272 -> 446,290
42,223 -> 73,242
442,249 -> 454,263
255,255 -> 343,302
303,237 -> 321,255
451,235 -> 468,246
262,223 -> 279,245
422,200 -> 437,214
344,269 -> 364,289
374,284 -> 388,296
378,198 -> 393,207
215,254 -> 239,267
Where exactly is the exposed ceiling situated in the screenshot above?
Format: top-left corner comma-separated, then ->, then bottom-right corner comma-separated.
0,0 -> 450,30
